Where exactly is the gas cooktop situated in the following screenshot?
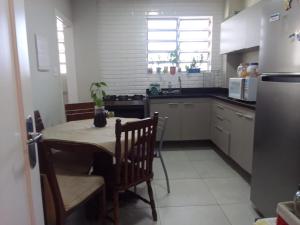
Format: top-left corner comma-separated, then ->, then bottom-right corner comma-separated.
104,95 -> 146,106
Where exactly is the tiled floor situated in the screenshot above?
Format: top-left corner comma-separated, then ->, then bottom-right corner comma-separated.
67,147 -> 259,225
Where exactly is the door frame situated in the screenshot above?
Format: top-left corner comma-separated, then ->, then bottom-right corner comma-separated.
7,0 -> 44,224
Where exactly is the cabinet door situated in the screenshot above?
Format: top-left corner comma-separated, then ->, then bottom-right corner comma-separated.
239,113 -> 255,173
150,102 -> 181,141
220,1 -> 264,54
230,111 -> 245,166
182,101 -> 211,140
211,124 -> 230,155
243,2 -> 263,49
229,109 -> 255,173
220,13 -> 246,54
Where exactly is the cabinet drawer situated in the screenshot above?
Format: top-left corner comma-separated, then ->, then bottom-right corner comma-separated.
213,102 -> 232,120
212,113 -> 231,131
212,124 -> 230,155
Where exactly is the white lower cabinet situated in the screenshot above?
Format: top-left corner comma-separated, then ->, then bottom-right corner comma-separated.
150,101 -> 181,141
150,98 -> 255,174
150,98 -> 211,141
182,101 -> 211,140
229,108 -> 255,173
211,100 -> 255,174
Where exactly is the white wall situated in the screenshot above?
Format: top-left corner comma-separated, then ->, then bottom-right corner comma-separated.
72,0 -> 225,99
25,0 -> 72,126
72,0 -> 99,102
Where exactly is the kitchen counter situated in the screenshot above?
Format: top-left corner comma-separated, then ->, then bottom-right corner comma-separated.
147,88 -> 256,110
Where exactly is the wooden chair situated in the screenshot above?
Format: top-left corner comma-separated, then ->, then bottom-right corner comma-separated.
34,110 -> 93,175
40,141 -> 106,225
111,112 -> 159,225
65,102 -> 95,122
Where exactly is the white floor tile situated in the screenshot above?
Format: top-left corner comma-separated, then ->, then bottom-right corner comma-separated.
221,203 -> 259,225
117,208 -> 161,225
155,160 -> 200,180
192,159 -> 239,178
155,179 -> 217,207
204,177 -> 251,204
185,150 -> 222,161
159,205 -> 231,225
160,151 -> 189,162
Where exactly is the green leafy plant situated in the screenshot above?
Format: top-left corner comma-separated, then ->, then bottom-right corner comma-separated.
190,54 -> 204,69
90,82 -> 107,107
169,50 -> 179,66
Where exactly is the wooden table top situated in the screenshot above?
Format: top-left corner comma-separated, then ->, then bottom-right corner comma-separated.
42,117 -> 139,156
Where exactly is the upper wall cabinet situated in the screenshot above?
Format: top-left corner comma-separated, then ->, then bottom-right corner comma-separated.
220,1 -> 264,54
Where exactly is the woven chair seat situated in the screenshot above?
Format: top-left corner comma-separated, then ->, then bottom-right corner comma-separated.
53,151 -> 93,175
57,175 -> 104,211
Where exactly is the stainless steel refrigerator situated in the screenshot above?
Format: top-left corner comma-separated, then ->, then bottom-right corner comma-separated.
250,0 -> 300,217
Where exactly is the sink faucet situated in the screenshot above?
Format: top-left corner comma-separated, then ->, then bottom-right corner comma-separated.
178,76 -> 182,92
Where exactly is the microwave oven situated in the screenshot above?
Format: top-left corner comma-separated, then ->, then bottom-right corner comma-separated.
229,77 -> 258,101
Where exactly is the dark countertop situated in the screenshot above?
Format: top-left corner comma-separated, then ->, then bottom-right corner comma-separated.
147,88 -> 256,110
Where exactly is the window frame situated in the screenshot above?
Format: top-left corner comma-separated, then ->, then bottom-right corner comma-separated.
147,16 -> 213,72
56,16 -> 67,75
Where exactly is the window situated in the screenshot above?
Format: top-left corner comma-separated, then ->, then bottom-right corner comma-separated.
56,17 -> 67,74
147,17 -> 213,72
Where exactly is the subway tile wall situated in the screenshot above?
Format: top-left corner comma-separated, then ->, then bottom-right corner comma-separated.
97,0 -> 225,95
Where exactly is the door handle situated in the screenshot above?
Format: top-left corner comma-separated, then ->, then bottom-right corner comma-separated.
27,132 -> 43,145
184,103 -> 194,106
235,112 -> 243,117
26,116 -> 41,169
216,115 -> 224,121
244,115 -> 254,120
217,105 -> 224,110
215,126 -> 223,132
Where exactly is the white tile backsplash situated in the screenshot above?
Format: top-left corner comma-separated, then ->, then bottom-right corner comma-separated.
96,0 -> 225,95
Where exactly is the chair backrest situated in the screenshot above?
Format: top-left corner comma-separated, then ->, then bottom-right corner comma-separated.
157,117 -> 168,151
114,112 -> 159,188
34,110 -> 45,132
65,102 -> 95,122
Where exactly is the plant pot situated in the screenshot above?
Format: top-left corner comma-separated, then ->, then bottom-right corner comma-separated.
156,67 -> 162,74
147,68 -> 153,74
170,66 -> 176,75
163,66 -> 168,74
94,106 -> 107,128
188,68 -> 201,73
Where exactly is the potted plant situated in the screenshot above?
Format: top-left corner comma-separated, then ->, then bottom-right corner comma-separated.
169,50 -> 179,75
187,54 -> 204,74
148,58 -> 154,74
156,55 -> 162,74
90,81 -> 107,127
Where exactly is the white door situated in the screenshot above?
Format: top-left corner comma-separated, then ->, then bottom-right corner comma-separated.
0,0 -> 44,224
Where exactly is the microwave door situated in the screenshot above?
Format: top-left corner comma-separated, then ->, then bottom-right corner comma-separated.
241,79 -> 246,100
229,79 -> 244,100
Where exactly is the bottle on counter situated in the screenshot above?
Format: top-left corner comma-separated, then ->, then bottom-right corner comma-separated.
294,184 -> 300,218
237,63 -> 249,78
247,63 -> 259,77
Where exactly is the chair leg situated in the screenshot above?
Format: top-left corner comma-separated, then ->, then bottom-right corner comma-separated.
146,180 -> 157,221
99,187 -> 106,225
113,190 -> 120,225
159,153 -> 171,193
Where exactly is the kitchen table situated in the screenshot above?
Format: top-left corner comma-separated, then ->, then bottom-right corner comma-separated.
42,117 -> 139,156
